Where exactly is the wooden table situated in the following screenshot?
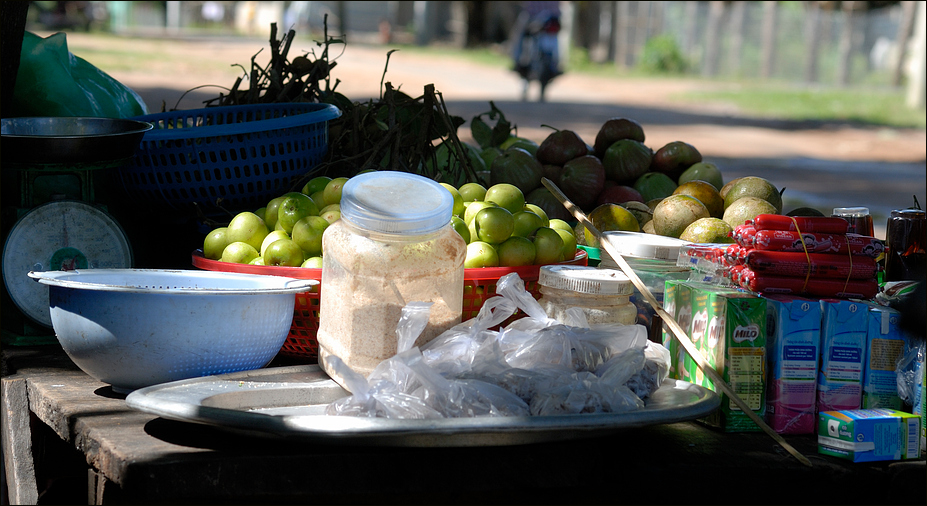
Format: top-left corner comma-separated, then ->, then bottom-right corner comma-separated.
2,345 -> 925,505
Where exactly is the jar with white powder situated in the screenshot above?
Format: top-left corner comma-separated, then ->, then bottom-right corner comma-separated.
316,171 -> 466,388
537,265 -> 637,325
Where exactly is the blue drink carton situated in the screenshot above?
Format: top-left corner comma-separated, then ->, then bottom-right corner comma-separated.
818,408 -> 921,462
817,300 -> 868,414
764,294 -> 821,434
862,306 -> 910,409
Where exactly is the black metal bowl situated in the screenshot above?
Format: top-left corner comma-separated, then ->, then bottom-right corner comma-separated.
1,117 -> 153,166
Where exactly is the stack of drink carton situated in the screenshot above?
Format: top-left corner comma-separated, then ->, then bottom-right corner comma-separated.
663,281 -> 767,432
663,280 -> 923,446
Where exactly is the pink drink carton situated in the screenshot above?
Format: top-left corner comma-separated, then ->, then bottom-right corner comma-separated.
764,294 -> 822,434
817,299 -> 868,414
862,306 -> 909,409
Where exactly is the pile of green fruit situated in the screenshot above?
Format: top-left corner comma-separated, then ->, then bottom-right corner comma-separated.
202,175 -> 347,267
442,181 -> 578,268
202,172 -> 580,269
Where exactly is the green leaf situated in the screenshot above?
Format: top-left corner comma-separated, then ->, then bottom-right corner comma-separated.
471,117 -> 493,149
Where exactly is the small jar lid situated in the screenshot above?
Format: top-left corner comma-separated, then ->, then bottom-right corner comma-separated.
340,171 -> 453,234
833,207 -> 870,217
601,231 -> 690,261
891,208 -> 925,219
539,265 -> 634,295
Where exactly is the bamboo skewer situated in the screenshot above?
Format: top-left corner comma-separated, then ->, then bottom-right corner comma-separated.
541,177 -> 813,468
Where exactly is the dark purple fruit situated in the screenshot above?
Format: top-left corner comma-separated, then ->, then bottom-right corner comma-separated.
556,155 -> 606,210
596,185 -> 645,207
602,139 -> 653,185
593,118 -> 645,158
651,141 -> 702,183
536,129 -> 588,166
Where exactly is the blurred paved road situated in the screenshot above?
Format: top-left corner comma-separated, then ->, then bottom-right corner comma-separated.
78,33 -> 924,239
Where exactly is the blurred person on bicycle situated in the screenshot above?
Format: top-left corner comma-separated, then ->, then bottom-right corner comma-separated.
510,1 -> 563,102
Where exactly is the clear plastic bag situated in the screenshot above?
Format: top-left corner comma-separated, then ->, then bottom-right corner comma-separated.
420,295 -> 517,377
528,371 -> 645,416
896,340 -> 925,407
325,273 -> 660,418
324,355 -> 444,419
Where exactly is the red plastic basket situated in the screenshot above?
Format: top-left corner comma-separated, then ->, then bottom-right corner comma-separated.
192,249 -> 587,362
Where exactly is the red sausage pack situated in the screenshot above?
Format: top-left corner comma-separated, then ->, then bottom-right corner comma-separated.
742,249 -> 878,279
752,214 -> 850,235
735,268 -> 879,299
740,229 -> 883,258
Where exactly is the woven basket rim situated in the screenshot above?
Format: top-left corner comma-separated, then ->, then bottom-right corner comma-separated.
133,103 -> 341,140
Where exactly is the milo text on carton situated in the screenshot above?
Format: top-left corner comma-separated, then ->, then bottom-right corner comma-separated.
682,283 -> 767,432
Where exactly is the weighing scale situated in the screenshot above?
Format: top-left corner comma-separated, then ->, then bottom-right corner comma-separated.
1,117 -> 151,344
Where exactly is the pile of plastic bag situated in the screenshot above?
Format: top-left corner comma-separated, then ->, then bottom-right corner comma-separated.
325,273 -> 670,419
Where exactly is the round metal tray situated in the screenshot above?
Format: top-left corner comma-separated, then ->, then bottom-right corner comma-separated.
126,365 -> 721,447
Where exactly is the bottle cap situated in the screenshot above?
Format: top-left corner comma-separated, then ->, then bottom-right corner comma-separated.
340,171 -> 453,235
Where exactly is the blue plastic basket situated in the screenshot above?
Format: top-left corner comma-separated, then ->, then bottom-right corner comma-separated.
119,103 -> 341,218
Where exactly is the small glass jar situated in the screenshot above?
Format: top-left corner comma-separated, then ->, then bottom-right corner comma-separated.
884,207 -> 926,282
537,265 -> 637,325
832,207 -> 874,236
316,171 -> 467,387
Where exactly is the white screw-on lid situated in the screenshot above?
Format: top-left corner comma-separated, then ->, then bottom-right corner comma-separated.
340,171 -> 453,235
538,265 -> 634,295
601,231 -> 690,261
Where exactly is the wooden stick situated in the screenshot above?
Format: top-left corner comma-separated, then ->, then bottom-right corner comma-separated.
541,178 -> 812,468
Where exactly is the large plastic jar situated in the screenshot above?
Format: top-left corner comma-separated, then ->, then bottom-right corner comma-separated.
316,171 -> 467,387
537,265 -> 637,325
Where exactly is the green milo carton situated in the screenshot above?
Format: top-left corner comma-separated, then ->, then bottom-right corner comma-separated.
683,283 -> 767,432
662,279 -> 692,382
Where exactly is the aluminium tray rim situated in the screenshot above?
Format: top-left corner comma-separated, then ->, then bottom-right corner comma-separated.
126,365 -> 721,447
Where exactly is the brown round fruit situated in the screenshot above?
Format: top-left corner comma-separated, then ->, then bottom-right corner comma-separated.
722,176 -> 783,214
583,203 -> 640,248
652,194 -> 710,238
679,217 -> 734,243
673,180 -> 724,218
722,197 -> 778,228
719,177 -> 743,200
678,162 -> 724,191
622,201 -> 654,228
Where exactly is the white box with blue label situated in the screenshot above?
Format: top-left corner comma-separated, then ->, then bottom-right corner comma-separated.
818,299 -> 868,414
818,408 -> 921,462
764,294 -> 821,434
862,306 -> 910,409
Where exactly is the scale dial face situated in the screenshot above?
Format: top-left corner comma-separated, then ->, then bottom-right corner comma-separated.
2,200 -> 133,327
